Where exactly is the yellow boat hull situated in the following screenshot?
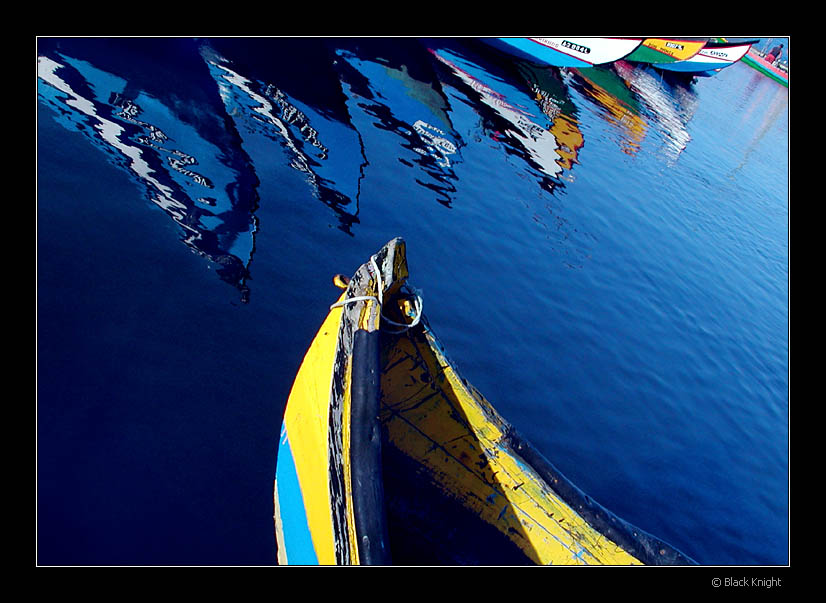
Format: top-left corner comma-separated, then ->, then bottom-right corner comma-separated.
274,238 -> 695,565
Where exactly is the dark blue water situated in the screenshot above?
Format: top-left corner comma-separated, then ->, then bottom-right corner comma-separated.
37,37 -> 788,566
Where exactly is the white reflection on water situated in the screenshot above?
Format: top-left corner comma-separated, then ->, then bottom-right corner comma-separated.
38,56 -> 185,219
201,46 -> 363,233
430,48 -> 566,180
38,52 -> 259,301
612,60 -> 698,164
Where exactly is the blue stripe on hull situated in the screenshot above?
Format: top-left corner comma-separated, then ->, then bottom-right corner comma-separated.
486,38 -> 592,68
654,60 -> 735,73
274,424 -> 319,565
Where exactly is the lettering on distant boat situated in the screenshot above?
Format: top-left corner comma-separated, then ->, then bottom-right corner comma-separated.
665,42 -> 685,50
561,40 -> 591,54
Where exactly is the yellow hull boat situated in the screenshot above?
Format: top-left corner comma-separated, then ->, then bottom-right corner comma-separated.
273,238 -> 695,565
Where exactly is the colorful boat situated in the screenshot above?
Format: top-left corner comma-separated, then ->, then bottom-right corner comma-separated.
482,37 -> 642,69
273,238 -> 697,565
625,38 -> 708,64
652,40 -> 755,75
740,47 -> 789,87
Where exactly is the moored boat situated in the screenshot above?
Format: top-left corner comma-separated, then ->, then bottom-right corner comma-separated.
273,238 -> 697,565
482,37 -> 643,68
740,46 -> 789,86
652,40 -> 755,75
625,38 -> 708,64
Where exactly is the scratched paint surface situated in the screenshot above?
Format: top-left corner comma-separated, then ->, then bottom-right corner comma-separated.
38,37 -> 787,565
380,327 -> 642,565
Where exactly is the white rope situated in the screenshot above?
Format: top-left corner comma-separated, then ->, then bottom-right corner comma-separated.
329,255 -> 423,333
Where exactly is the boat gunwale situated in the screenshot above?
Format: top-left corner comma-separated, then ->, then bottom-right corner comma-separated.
277,237 -> 698,566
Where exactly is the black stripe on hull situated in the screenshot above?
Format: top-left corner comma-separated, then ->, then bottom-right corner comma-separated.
350,329 -> 392,564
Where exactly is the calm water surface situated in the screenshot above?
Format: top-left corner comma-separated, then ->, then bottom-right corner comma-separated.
37,37 -> 789,566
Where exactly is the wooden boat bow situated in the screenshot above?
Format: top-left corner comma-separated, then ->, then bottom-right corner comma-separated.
275,238 -> 696,565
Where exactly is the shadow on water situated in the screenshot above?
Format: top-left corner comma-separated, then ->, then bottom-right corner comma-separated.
37,38 -> 261,303
37,38 -> 703,301
201,38 -> 366,235
424,40 -> 583,193
420,41 -> 600,268
36,38 -> 394,301
329,38 -> 463,208
323,38 -> 587,208
38,37 -> 597,281
513,60 -> 584,172
566,64 -> 650,156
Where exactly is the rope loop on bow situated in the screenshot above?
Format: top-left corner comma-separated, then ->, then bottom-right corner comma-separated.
329,255 -> 423,333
